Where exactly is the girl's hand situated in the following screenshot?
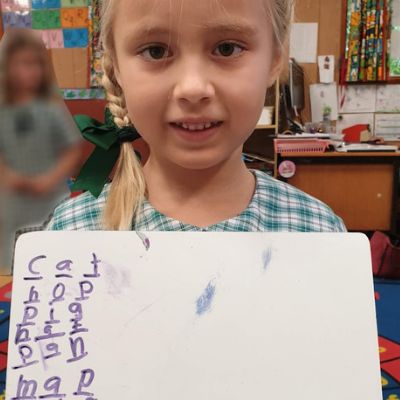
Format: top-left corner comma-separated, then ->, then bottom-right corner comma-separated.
28,175 -> 57,197
3,173 -> 31,193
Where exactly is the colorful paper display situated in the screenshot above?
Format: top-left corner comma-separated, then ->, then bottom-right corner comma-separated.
61,88 -> 105,99
61,0 -> 88,7
0,0 -> 30,12
89,0 -> 102,87
0,0 -> 102,93
1,1 -> 90,48
61,7 -> 88,28
344,0 -> 388,82
32,0 -> 61,9
32,9 -> 61,29
39,28 -> 64,48
2,10 -> 31,28
63,27 -> 88,47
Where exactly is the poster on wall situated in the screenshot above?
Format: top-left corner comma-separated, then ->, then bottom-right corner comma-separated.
375,113 -> 400,139
89,0 -> 102,87
310,83 -> 339,122
338,85 -> 377,113
289,23 -> 318,63
376,85 -> 400,112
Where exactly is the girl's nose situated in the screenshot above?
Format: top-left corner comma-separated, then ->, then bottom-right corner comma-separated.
172,60 -> 216,105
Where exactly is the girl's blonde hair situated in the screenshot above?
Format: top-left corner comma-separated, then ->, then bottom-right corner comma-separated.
0,28 -> 57,105
100,0 -> 293,230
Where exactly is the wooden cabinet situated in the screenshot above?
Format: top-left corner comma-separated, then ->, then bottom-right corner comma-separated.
277,151 -> 400,232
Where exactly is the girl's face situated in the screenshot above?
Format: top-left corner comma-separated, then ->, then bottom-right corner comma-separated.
7,48 -> 44,95
113,0 -> 281,170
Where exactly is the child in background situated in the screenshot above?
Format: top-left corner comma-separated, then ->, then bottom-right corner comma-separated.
47,0 -> 345,232
0,29 -> 81,272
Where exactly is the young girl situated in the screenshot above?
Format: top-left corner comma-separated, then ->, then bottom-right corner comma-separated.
0,29 -> 81,271
47,0 -> 346,233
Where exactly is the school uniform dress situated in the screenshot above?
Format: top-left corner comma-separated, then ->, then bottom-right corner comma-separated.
46,170 -> 346,232
0,100 -> 80,268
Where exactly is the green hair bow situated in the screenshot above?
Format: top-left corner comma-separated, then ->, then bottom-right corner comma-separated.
71,109 -> 141,198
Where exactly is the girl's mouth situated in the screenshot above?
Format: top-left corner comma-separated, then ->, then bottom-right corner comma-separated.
169,121 -> 224,143
171,121 -> 223,132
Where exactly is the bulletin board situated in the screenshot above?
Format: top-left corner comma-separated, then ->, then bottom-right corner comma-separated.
0,0 -> 104,100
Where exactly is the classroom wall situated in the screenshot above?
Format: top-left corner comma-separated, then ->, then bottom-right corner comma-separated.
0,3 -> 344,128
68,2 -> 345,132
65,99 -> 106,121
294,0 -> 344,122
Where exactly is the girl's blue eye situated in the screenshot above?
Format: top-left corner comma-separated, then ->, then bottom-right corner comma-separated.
140,45 -> 170,60
214,42 -> 244,57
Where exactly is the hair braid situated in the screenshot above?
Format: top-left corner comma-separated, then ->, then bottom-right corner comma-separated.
101,52 -> 146,230
101,53 -> 130,128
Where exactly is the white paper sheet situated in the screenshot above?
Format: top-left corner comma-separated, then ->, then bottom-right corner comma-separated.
375,113 -> 400,138
310,83 -> 339,122
290,23 -> 318,63
339,85 -> 377,113
318,55 -> 335,83
376,85 -> 400,112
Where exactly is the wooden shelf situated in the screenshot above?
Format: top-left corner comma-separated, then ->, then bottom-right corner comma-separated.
255,124 -> 276,130
254,79 -> 280,132
279,151 -> 400,158
276,151 -> 400,232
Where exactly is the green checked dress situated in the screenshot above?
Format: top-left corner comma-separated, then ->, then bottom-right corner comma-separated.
46,170 -> 346,232
0,100 -> 81,268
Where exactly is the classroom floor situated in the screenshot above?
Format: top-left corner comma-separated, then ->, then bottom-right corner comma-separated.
0,276 -> 12,398
375,280 -> 400,398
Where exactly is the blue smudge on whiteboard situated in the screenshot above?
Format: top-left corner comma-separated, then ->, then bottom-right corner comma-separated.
262,248 -> 272,271
196,281 -> 216,316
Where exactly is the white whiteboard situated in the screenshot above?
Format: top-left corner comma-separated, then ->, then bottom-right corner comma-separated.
6,232 -> 382,400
